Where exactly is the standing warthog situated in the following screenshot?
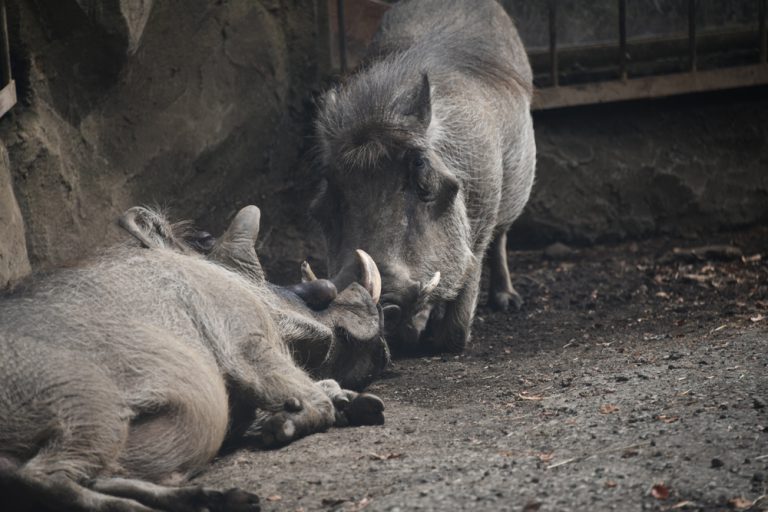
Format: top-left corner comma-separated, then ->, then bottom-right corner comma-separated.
0,205 -> 384,512
313,0 -> 535,353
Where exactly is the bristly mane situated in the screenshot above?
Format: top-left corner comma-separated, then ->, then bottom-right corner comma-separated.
316,14 -> 532,173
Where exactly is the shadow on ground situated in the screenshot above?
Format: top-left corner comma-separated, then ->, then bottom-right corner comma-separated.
197,226 -> 768,512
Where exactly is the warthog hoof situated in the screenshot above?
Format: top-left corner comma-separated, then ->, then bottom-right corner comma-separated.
316,379 -> 385,427
343,393 -> 385,426
204,487 -> 261,512
490,289 -> 523,312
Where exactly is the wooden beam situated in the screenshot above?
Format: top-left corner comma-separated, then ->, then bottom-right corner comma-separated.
0,0 -> 11,86
532,65 -> 768,110
0,79 -> 16,118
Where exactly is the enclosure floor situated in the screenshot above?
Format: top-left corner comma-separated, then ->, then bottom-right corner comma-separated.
197,226 -> 768,512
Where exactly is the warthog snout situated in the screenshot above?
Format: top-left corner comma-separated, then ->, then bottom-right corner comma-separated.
379,267 -> 442,348
289,249 -> 381,311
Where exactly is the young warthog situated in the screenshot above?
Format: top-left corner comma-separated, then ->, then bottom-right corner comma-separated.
0,205 -> 384,512
313,0 -> 535,353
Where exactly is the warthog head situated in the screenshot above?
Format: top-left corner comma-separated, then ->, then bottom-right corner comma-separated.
119,205 -> 388,389
312,73 -> 474,349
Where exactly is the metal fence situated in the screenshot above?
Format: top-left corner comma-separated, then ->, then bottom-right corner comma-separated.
331,0 -> 768,110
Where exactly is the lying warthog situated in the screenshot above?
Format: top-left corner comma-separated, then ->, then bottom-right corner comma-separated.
313,0 -> 535,353
0,205 -> 384,512
121,207 -> 390,391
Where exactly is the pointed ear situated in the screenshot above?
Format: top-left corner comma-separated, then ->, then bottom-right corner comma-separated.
406,73 -> 431,127
118,206 -> 184,251
224,205 -> 261,244
211,205 -> 264,281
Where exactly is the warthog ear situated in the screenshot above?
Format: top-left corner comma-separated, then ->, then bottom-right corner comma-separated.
210,205 -> 265,281
118,206 -> 180,250
405,73 -> 431,128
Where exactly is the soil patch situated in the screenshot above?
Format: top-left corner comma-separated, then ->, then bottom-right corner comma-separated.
197,226 -> 768,511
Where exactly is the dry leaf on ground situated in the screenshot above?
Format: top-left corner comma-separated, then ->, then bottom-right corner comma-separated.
728,497 -> 753,509
651,483 -> 670,500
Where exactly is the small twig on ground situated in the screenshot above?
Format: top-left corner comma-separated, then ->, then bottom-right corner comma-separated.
546,442 -> 651,470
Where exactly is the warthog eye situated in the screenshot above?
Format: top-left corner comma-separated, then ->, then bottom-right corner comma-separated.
409,154 -> 434,202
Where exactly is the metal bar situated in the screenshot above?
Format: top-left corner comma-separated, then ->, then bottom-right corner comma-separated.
760,0 -> 767,64
528,28 -> 760,71
688,0 -> 697,72
0,0 -> 11,86
337,0 -> 348,73
532,64 -> 768,110
548,0 -> 558,86
619,0 -> 627,80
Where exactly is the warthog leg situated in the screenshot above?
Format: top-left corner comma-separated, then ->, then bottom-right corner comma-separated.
235,353 -> 338,448
425,261 -> 483,353
89,477 -> 259,512
316,379 -> 385,427
1,468 -> 158,511
488,229 -> 523,311
0,468 -> 260,512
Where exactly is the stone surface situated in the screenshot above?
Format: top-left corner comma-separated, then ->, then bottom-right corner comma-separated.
75,0 -> 153,54
0,143 -> 30,289
3,0 -> 324,275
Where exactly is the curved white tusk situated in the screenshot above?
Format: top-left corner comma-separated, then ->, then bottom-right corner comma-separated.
355,249 -> 382,304
301,260 -> 318,282
421,271 -> 441,296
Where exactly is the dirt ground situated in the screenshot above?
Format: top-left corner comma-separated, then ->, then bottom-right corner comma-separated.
197,226 -> 768,512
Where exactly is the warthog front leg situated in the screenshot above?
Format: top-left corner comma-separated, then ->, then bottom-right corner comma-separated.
227,354 -> 338,448
488,229 -> 523,311
89,477 -> 260,512
425,261 -> 482,353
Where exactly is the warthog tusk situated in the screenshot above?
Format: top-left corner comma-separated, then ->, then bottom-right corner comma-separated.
421,271 -> 441,296
301,260 -> 318,282
356,249 -> 382,304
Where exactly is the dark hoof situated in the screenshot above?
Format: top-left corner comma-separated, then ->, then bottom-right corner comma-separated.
206,487 -> 260,512
490,290 -> 523,311
345,393 -> 385,426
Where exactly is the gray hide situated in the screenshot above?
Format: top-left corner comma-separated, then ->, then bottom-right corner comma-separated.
0,206 -> 384,512
133,208 -> 390,391
313,0 -> 536,353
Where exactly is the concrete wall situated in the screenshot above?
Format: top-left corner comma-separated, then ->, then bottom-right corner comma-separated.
510,87 -> 768,246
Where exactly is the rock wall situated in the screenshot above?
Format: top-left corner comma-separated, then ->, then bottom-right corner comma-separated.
1,0 -> 325,284
0,142 -> 30,288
